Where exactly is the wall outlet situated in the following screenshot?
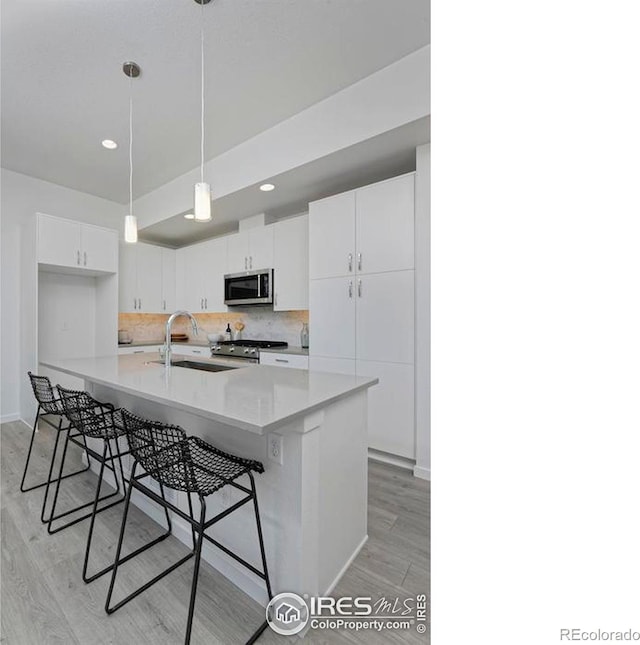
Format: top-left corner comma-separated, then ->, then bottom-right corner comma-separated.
268,433 -> 284,465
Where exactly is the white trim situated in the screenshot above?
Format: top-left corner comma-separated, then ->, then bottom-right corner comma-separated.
368,448 -> 415,473
413,465 -> 431,481
323,533 -> 368,596
1,413 -> 21,424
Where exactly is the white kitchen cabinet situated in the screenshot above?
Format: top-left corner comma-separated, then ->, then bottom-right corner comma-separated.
355,174 -> 415,275
176,237 -> 227,313
309,277 -> 356,359
118,242 -> 163,313
309,192 -> 355,280
260,351 -> 309,369
226,227 -> 274,273
171,344 -> 208,357
273,215 -> 308,311
118,345 -> 162,355
356,360 -> 415,459
308,173 -> 416,461
355,270 -> 414,364
161,248 -> 176,312
37,214 -> 118,274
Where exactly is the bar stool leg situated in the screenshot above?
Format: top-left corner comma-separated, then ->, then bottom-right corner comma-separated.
185,496 -> 207,645
248,472 -> 273,601
19,405 -> 42,492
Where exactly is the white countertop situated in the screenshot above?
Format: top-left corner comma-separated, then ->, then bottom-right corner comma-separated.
41,354 -> 377,435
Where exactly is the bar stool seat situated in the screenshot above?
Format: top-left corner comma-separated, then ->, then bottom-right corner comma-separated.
106,410 -> 272,645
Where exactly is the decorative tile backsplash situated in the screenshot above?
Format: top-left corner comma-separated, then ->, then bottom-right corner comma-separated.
118,308 -> 309,347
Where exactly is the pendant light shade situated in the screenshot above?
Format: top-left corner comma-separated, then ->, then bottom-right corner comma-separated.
123,61 -> 140,243
124,214 -> 138,243
193,0 -> 213,223
194,182 -> 211,221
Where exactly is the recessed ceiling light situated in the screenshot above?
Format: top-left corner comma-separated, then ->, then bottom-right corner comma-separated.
259,183 -> 275,192
101,139 -> 118,150
184,213 -> 195,220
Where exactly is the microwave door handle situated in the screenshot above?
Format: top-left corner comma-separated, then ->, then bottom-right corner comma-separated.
257,275 -> 261,298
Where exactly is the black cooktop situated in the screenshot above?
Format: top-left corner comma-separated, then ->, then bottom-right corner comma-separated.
217,340 -> 288,349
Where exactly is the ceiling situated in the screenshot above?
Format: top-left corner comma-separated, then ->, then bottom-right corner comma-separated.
1,0 -> 430,205
140,116 -> 430,247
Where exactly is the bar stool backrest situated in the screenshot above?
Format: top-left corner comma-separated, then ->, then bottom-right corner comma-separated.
57,386 -> 105,437
27,372 -> 62,414
121,410 -> 193,491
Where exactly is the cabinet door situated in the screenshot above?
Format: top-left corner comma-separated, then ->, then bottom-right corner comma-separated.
309,191 -> 355,280
356,359 -> 415,458
119,243 -> 138,313
355,174 -> 414,274
274,215 -> 308,311
161,248 -> 176,313
248,226 -> 274,270
38,215 -> 82,268
201,237 -> 227,312
82,226 -> 118,273
226,232 -> 249,273
260,352 -> 309,369
309,277 -> 356,359
179,245 -> 205,312
136,243 -> 163,313
309,356 -> 356,375
355,270 -> 414,364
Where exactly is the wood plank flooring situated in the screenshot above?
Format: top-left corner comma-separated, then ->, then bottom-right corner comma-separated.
1,420 -> 429,644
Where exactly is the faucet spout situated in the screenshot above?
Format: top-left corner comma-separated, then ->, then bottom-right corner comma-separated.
164,311 -> 199,368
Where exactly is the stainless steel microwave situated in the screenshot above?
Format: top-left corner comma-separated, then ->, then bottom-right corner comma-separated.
224,269 -> 273,305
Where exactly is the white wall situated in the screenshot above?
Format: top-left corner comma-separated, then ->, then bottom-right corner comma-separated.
414,144 -> 430,479
0,168 -> 122,421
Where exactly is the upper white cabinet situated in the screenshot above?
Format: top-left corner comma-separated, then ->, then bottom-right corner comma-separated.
308,174 -> 414,280
37,213 -> 118,274
308,192 -> 355,280
119,243 -> 176,313
226,226 -> 274,273
355,174 -> 415,274
176,236 -> 227,313
273,215 -> 308,311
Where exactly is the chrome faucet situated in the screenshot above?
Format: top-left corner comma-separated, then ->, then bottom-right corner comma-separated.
164,310 -> 199,368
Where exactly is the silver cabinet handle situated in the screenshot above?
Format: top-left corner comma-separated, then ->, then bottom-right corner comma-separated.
358,279 -> 362,297
163,300 -> 166,311
133,298 -> 137,310
275,358 -> 289,363
204,298 -> 207,309
138,298 -> 142,309
77,250 -> 81,265
348,281 -> 353,298
249,256 -> 253,269
200,298 -> 203,310
84,251 -> 87,266
133,350 -> 144,354
193,349 -> 202,354
357,253 -> 362,271
274,292 -> 278,307
348,253 -> 353,272
244,257 -> 248,270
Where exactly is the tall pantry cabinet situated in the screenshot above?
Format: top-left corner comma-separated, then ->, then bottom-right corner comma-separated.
309,173 -> 415,460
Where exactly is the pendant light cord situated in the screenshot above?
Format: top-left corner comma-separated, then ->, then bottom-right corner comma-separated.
129,73 -> 133,215
200,0 -> 205,184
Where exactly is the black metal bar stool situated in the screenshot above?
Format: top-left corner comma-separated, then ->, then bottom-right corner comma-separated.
105,410 -> 273,645
21,372 -> 92,523
55,387 -> 174,584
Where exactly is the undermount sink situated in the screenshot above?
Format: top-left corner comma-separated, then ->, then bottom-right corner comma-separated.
149,360 -> 240,373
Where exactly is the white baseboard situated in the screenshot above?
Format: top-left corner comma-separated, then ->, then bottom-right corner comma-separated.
323,533 -> 368,596
413,465 -> 430,481
0,413 -> 20,424
368,448 -> 415,472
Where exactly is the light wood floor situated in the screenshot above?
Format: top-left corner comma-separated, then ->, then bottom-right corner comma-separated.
1,419 -> 429,644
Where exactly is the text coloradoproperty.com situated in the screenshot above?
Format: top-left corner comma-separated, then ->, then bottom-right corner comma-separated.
561,629 -> 640,641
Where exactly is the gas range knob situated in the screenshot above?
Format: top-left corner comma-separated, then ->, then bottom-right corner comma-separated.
229,347 -> 235,352
251,348 -> 257,354
244,348 -> 250,354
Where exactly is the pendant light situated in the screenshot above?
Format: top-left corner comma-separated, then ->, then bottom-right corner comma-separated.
123,61 -> 141,243
194,0 -> 212,222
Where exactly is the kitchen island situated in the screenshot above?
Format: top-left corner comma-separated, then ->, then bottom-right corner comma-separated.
40,353 -> 378,605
